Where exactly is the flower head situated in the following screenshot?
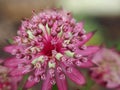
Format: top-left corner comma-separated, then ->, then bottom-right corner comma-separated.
4,9 -> 99,90
90,48 -> 120,89
0,60 -> 21,90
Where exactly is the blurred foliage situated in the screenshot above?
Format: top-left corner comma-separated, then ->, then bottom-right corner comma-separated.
105,39 -> 120,51
74,14 -> 104,46
7,39 -> 13,44
52,84 -> 58,90
18,75 -> 28,90
81,74 -> 94,90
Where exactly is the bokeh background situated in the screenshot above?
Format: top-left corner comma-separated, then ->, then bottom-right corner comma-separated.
0,0 -> 120,90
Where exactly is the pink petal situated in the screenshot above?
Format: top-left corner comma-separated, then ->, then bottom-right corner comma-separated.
11,76 -> 22,90
76,22 -> 84,32
4,45 -> 16,53
10,65 -> 31,76
41,72 -> 52,90
24,79 -> 37,88
62,64 -> 86,85
79,60 -> 93,68
11,76 -> 22,82
4,58 -> 26,67
56,71 -> 67,90
76,46 -> 99,56
91,49 -> 103,65
79,31 -> 96,46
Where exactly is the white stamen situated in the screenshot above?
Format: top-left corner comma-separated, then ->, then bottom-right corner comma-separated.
27,30 -> 34,39
65,51 -> 74,57
48,60 -> 56,68
55,53 -> 63,60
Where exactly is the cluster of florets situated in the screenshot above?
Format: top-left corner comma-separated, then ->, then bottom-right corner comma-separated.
4,9 -> 99,90
90,48 -> 120,89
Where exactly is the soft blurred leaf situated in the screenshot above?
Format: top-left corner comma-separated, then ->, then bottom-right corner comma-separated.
7,39 -> 13,44
81,73 -> 94,90
52,84 -> 58,90
74,15 -> 104,45
18,75 -> 29,90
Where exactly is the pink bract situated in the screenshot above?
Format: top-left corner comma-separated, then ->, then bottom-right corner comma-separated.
4,9 -> 99,90
90,48 -> 120,89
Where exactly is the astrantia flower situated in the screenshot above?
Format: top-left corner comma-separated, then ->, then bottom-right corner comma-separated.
4,9 -> 99,90
0,60 -> 21,90
90,48 -> 120,89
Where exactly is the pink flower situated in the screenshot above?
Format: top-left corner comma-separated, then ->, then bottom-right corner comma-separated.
0,60 -> 21,90
4,9 -> 99,90
90,48 -> 120,89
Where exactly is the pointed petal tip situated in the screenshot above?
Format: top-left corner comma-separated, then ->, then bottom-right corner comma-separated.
77,46 -> 100,56
92,30 -> 97,33
3,45 -> 16,53
79,20 -> 85,24
87,30 -> 97,36
80,60 -> 94,68
79,30 -> 97,46
24,79 -> 37,89
80,21 -> 85,25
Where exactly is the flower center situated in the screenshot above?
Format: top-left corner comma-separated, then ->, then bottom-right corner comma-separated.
41,37 -> 62,56
12,10 -> 87,65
